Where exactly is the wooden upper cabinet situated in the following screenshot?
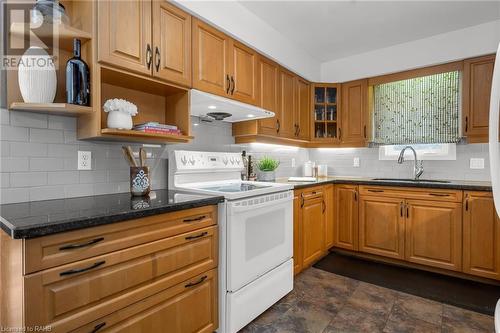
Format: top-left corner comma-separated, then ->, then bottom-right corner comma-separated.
295,77 -> 311,140
463,191 -> 500,280
340,79 -> 368,146
301,193 -> 326,267
153,1 -> 192,87
192,18 -> 231,97
463,54 -> 495,143
257,57 -> 280,135
405,200 -> 462,271
278,68 -> 297,138
98,0 -> 152,75
334,185 -> 359,251
359,196 -> 405,260
230,41 -> 258,105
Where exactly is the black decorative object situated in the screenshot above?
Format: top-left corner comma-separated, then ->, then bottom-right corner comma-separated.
66,38 -> 90,106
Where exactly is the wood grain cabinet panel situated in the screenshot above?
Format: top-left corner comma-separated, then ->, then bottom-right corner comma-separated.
463,191 -> 500,280
153,1 -> 191,87
230,41 -> 258,105
295,77 -> 311,140
359,196 -> 405,259
324,184 -> 334,250
334,185 -> 359,251
192,18 -> 231,97
301,194 -> 326,267
463,54 -> 495,143
71,270 -> 218,333
256,57 -> 280,135
405,200 -> 462,271
278,68 -> 297,138
98,0 -> 152,75
340,79 -> 368,146
24,226 -> 218,332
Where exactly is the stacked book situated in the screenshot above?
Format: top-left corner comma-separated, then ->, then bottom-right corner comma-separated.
133,122 -> 182,136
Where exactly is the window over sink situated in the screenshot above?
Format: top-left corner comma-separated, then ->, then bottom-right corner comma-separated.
379,143 -> 457,161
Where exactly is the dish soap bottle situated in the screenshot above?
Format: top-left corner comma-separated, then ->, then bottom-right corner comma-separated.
241,151 -> 248,180
66,38 -> 90,106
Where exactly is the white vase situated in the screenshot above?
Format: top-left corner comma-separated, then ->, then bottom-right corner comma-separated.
107,111 -> 133,130
18,46 -> 57,103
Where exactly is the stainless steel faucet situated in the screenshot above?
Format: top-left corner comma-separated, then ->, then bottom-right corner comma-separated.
397,146 -> 424,180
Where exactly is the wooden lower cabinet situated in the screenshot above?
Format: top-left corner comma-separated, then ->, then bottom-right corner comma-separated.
293,191 -> 303,274
359,196 -> 405,260
405,200 -> 462,271
463,191 -> 500,279
324,184 -> 334,249
71,270 -> 218,333
301,193 -> 326,267
333,185 -> 359,250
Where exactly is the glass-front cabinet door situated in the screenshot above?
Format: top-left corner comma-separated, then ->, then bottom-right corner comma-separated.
312,84 -> 340,142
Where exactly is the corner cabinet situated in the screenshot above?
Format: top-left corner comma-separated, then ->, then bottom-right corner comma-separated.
463,54 -> 495,143
340,79 -> 368,146
311,84 -> 340,143
463,191 -> 500,279
192,18 -> 258,105
98,0 -> 191,87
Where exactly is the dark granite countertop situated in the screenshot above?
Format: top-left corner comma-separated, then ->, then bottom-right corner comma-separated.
275,177 -> 492,191
0,189 -> 224,239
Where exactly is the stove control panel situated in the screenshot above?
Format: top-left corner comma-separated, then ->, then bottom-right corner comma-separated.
175,150 -> 243,171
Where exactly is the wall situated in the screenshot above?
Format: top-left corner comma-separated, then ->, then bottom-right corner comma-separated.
172,0 -> 321,82
321,20 -> 500,82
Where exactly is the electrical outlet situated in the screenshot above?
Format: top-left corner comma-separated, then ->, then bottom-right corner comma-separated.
78,151 -> 92,170
353,157 -> 360,168
291,158 -> 296,168
470,158 -> 484,169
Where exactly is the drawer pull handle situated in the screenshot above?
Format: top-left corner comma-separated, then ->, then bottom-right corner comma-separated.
185,275 -> 207,288
429,193 -> 450,197
185,232 -> 208,240
368,189 -> 384,193
91,322 -> 106,333
183,215 -> 206,223
59,237 -> 105,251
60,260 -> 106,277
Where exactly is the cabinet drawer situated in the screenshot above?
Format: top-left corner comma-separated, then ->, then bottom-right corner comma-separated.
299,186 -> 325,200
70,269 -> 218,333
25,205 -> 217,273
24,226 -> 218,332
359,186 -> 462,202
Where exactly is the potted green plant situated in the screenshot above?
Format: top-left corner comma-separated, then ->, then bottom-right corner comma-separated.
256,156 -> 280,182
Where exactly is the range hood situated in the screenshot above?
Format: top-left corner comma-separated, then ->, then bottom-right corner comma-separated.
190,89 -> 274,122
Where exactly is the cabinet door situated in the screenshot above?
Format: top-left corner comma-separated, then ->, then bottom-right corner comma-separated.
230,41 -> 258,105
257,57 -> 280,135
98,0 -> 152,75
278,68 -> 297,138
463,191 -> 500,280
333,185 -> 359,251
296,77 -> 311,140
324,184 -> 334,250
192,18 -> 231,97
301,196 -> 326,267
359,196 -> 405,259
463,54 -> 495,143
71,270 -> 218,333
293,191 -> 303,275
405,200 -> 462,271
340,79 -> 368,146
153,1 -> 191,87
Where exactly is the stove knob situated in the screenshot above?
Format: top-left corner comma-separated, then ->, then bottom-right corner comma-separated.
181,156 -> 187,165
189,156 -> 195,165
223,157 -> 228,165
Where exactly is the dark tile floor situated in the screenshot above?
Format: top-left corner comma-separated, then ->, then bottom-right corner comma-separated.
239,268 -> 495,333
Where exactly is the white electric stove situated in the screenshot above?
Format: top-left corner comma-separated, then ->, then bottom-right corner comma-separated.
173,150 -> 294,333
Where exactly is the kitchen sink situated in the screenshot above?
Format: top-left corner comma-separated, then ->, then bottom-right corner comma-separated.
372,178 -> 451,183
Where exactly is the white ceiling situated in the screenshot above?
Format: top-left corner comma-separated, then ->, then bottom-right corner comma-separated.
238,1 -> 500,62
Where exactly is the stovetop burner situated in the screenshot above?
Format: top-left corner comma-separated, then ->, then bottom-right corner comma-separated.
199,183 -> 272,193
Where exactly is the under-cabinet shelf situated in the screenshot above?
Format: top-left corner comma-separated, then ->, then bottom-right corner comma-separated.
101,128 -> 193,143
9,102 -> 93,116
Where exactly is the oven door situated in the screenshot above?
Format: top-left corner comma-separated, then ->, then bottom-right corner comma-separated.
226,190 -> 293,292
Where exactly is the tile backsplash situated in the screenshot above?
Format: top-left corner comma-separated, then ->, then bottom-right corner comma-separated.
0,110 -> 492,204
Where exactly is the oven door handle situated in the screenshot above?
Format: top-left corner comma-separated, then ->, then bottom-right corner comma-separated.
228,193 -> 293,213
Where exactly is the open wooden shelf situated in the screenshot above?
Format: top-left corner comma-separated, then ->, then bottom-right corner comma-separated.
10,22 -> 91,52
101,128 -> 193,143
9,102 -> 93,116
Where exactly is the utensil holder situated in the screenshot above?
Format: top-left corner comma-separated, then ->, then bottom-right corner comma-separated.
130,166 -> 150,196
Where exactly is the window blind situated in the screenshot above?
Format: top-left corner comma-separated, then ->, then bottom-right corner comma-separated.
372,71 -> 461,145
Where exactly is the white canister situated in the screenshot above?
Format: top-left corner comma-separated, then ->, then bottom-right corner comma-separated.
304,161 -> 314,177
317,165 -> 328,177
107,111 -> 133,130
18,46 -> 57,103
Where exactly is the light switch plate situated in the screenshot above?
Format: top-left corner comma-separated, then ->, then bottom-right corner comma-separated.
353,157 -> 360,168
78,151 -> 92,170
470,158 -> 484,169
